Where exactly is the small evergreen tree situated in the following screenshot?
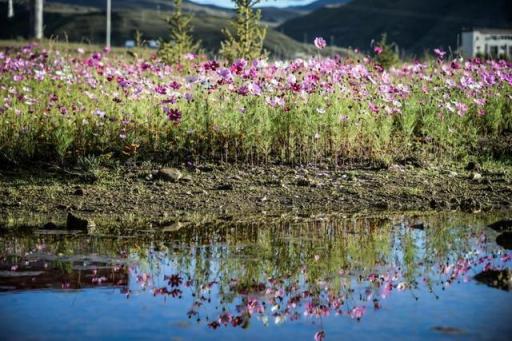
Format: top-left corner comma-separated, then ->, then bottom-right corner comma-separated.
220,0 -> 267,62
373,33 -> 399,69
158,0 -> 200,64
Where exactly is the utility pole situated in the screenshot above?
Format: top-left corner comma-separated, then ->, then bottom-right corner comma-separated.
106,0 -> 111,48
8,0 -> 14,18
35,0 -> 43,40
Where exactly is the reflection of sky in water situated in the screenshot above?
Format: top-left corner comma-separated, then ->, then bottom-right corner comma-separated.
0,215 -> 511,340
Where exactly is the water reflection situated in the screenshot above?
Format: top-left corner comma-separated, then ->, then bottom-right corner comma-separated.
0,214 -> 511,339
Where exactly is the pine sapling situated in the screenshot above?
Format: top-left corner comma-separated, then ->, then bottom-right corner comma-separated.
159,0 -> 201,64
220,0 -> 267,62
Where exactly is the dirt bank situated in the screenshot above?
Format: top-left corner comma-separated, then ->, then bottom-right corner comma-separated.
1,161 -> 511,232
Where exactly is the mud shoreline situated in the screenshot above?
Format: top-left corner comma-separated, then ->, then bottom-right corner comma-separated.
1,162 -> 511,232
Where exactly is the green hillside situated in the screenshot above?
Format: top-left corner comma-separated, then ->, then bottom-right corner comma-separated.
0,1 -> 349,59
46,0 -> 305,25
279,0 -> 512,55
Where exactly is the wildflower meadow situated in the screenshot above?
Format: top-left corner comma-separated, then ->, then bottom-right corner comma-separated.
0,42 -> 511,166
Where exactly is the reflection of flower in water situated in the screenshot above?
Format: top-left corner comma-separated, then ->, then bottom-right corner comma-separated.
314,330 -> 325,341
164,274 -> 183,287
349,306 -> 366,320
3,217 -> 509,341
123,227 -> 511,340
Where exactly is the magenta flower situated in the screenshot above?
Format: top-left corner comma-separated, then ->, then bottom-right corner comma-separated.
169,81 -> 181,90
374,46 -> 383,55
164,273 -> 183,287
247,297 -> 264,315
314,37 -> 327,49
349,306 -> 366,320
454,101 -> 468,117
314,330 -> 325,341
218,312 -> 232,326
237,85 -> 249,96
164,107 -> 182,122
433,48 -> 446,59
154,85 -> 167,95
93,109 -> 106,118
231,59 -> 247,74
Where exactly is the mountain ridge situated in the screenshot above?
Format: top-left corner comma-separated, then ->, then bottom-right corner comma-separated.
279,0 -> 512,55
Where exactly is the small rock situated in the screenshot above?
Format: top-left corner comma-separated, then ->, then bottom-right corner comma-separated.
66,212 -> 96,233
374,201 -> 389,210
162,222 -> 188,232
460,197 -> 481,212
449,197 -> 460,209
215,183 -> 233,191
388,164 -> 405,172
410,223 -> 426,230
197,165 -> 214,172
73,188 -> 85,196
181,174 -> 193,182
296,178 -> 311,187
465,161 -> 481,172
488,219 -> 512,232
432,326 -> 464,335
42,222 -> 58,229
156,168 -> 182,182
474,269 -> 511,291
496,232 -> 512,250
429,199 -> 447,209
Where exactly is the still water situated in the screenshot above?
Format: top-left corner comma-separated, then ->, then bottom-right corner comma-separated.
0,213 -> 511,340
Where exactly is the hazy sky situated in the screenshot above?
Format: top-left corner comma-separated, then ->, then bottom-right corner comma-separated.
190,0 -> 317,8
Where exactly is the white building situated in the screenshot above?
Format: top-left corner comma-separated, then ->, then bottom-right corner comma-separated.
461,29 -> 512,58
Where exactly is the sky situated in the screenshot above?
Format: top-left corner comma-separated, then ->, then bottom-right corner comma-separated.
190,0 -> 317,8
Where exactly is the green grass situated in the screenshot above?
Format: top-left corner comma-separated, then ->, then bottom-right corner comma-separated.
0,42 -> 510,167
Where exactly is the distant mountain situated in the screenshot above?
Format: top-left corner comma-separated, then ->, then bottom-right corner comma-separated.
279,0 -> 512,55
0,1 -> 350,59
291,0 -> 351,11
40,1 -> 308,25
42,0 -> 232,16
40,1 -> 351,25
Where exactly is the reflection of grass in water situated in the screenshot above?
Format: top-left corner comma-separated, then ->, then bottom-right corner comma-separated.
164,218 -> 396,291
402,232 -> 417,284
0,213 -> 498,292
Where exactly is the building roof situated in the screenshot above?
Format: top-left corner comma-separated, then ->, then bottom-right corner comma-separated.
463,28 -> 512,34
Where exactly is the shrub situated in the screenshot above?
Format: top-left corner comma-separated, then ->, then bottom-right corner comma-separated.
373,33 -> 399,69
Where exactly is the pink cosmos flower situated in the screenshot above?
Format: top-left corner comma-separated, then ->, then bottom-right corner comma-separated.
350,306 -> 366,320
247,297 -> 264,315
314,37 -> 327,49
164,107 -> 182,122
314,330 -> 325,341
374,46 -> 383,55
93,109 -> 106,118
218,312 -> 232,326
454,101 -> 468,117
154,85 -> 167,95
433,48 -> 446,59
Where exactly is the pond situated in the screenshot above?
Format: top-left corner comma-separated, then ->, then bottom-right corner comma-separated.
0,213 -> 511,340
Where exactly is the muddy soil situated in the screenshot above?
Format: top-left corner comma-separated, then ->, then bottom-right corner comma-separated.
0,161 -> 511,232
